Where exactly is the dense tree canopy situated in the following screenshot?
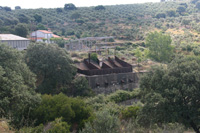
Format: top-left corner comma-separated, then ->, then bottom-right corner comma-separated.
3,6 -> 11,11
56,8 -> 63,13
176,6 -> 186,14
146,31 -> 174,62
140,55 -> 200,133
0,44 -> 41,128
33,14 -> 42,23
25,43 -> 76,94
15,6 -> 21,10
94,5 -> 106,10
166,10 -> 176,17
64,3 -> 77,10
18,14 -> 29,23
14,23 -> 29,37
155,13 -> 166,19
70,12 -> 81,20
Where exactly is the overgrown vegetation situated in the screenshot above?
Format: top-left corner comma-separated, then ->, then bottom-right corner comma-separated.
2,0 -> 200,132
140,55 -> 200,133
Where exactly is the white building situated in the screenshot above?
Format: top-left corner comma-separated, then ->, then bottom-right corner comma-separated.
30,30 -> 60,43
0,34 -> 30,50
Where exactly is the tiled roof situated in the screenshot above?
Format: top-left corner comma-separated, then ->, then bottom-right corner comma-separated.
52,34 -> 60,38
0,34 -> 29,40
38,30 -> 52,34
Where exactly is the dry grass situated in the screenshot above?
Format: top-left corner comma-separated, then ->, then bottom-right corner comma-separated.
166,28 -> 185,35
151,28 -> 162,33
0,120 -> 14,133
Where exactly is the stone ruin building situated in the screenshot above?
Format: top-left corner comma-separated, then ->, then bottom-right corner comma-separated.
65,36 -> 115,51
76,54 -> 139,94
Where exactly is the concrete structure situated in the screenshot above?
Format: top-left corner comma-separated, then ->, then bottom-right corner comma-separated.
65,36 -> 114,51
65,40 -> 87,51
0,34 -> 30,50
30,30 -> 61,43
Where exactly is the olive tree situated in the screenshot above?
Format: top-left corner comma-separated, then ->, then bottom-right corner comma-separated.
145,31 -> 174,63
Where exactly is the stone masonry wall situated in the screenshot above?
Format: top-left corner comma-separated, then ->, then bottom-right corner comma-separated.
85,72 -> 139,94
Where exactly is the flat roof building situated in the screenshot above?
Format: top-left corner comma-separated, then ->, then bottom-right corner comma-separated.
0,34 -> 30,50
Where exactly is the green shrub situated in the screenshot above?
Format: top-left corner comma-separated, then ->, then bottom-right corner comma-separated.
80,109 -> 120,133
32,93 -> 93,130
166,10 -> 176,17
108,38 -> 115,42
193,47 -> 200,55
85,94 -> 107,110
18,118 -> 70,133
155,13 -> 166,19
108,90 -> 131,103
116,46 -> 126,51
186,45 -> 193,51
48,118 -> 70,133
71,52 -> 79,57
121,106 -> 140,120
70,76 -> 93,97
90,53 -> 98,62
18,124 -> 44,133
73,59 -> 80,63
108,89 -> 141,103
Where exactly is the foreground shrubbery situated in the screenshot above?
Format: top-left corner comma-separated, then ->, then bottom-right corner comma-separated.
139,55 -> 200,132
80,99 -> 186,133
0,44 -> 93,132
80,109 -> 120,133
31,93 -> 94,131
108,89 -> 141,103
19,118 -> 70,133
1,42 -> 199,132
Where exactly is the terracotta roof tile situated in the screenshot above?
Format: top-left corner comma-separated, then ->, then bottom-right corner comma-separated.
38,30 -> 52,34
52,34 -> 60,38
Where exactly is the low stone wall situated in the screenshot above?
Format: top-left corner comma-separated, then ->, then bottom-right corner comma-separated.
86,72 -> 139,94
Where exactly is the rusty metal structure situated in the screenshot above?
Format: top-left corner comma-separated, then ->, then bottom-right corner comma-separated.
76,55 -> 132,76
74,37 -> 138,93
76,55 -> 138,92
